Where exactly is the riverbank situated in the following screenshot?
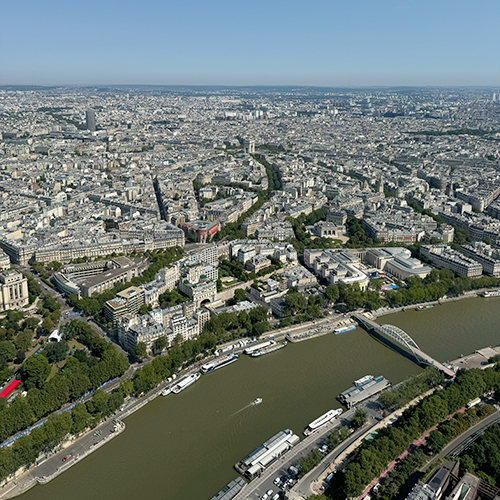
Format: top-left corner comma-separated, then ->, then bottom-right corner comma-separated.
0,419 -> 126,500
0,361 -> 201,500
372,289 -> 488,319
294,344 -> 500,500
286,318 -> 355,343
273,287 -> 493,345
9,293 -> 500,500
299,387 -> 438,499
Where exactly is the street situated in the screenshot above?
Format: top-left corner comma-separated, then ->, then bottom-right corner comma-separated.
425,407 -> 500,469
236,397 -> 384,500
0,417 -> 123,500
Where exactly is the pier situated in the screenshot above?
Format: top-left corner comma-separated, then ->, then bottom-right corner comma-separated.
353,313 -> 456,378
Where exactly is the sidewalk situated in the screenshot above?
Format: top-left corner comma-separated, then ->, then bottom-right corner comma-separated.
308,387 -> 438,497
0,420 -> 125,500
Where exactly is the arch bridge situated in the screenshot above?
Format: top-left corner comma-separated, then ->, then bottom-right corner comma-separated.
353,313 -> 455,378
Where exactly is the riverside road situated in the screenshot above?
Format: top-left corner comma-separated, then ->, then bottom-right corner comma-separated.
236,397 -> 384,500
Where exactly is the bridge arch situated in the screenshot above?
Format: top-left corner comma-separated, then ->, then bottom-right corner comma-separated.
378,324 -> 422,363
353,314 -> 455,377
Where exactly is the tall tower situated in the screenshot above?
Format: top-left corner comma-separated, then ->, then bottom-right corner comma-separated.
86,109 -> 96,131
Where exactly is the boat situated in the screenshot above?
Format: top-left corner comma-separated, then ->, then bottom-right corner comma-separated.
250,341 -> 287,357
171,373 -> 201,394
210,477 -> 247,500
235,429 -> 300,478
252,398 -> 262,405
338,375 -> 390,408
416,304 -> 434,310
481,290 -> 500,298
304,408 -> 343,436
161,387 -> 172,396
244,340 -> 274,355
334,323 -> 356,335
200,353 -> 239,374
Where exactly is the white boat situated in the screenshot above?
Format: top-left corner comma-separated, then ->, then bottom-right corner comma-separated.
161,387 -> 172,396
200,353 -> 239,374
244,340 -> 274,355
171,373 -> 201,394
334,324 -> 356,335
304,408 -> 343,435
416,304 -> 434,310
252,398 -> 262,405
250,341 -> 287,357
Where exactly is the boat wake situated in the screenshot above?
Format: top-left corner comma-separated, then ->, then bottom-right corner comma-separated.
231,399 -> 262,416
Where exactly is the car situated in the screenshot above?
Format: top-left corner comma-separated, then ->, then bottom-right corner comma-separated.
261,495 -> 268,500
273,477 -> 281,486
62,456 -> 68,461
267,490 -> 273,496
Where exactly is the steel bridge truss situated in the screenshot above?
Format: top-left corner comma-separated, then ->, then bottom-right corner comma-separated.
378,324 -> 424,364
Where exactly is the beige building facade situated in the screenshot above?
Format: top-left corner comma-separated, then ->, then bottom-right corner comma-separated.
0,270 -> 29,311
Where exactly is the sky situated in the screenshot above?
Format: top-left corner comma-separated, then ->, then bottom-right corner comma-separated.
1,0 -> 499,87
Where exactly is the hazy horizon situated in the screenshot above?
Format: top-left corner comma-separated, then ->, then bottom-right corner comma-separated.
1,0 -> 499,87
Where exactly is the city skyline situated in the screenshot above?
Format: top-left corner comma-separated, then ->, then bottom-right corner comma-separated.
1,0 -> 499,86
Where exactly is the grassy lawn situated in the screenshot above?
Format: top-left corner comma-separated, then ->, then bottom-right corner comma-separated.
47,359 -> 67,380
67,339 -> 86,351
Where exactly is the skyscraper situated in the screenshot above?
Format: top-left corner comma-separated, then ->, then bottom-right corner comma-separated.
86,109 -> 96,131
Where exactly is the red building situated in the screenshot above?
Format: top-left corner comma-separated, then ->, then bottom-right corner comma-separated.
0,380 -> 20,398
180,220 -> 219,243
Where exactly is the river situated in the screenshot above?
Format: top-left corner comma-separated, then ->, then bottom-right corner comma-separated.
18,297 -> 500,500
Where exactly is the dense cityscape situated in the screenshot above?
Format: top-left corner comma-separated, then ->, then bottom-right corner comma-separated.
0,85 -> 500,500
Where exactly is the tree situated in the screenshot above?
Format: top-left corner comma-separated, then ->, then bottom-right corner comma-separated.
71,403 -> 92,434
0,341 -> 16,362
297,448 -> 324,477
329,426 -> 351,449
252,321 -> 271,336
233,288 -> 247,303
426,430 -> 448,454
43,341 -> 69,364
132,364 -> 161,395
350,409 -> 367,430
325,284 -> 340,303
284,292 -> 307,314
23,354 -> 51,389
14,330 -> 33,353
154,336 -> 169,353
249,306 -> 269,324
120,379 -> 134,396
14,350 -> 25,365
139,304 -> 152,315
87,389 -> 109,415
133,342 -> 147,360
41,317 -> 55,334
23,317 -> 40,330
339,282 -> 364,310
